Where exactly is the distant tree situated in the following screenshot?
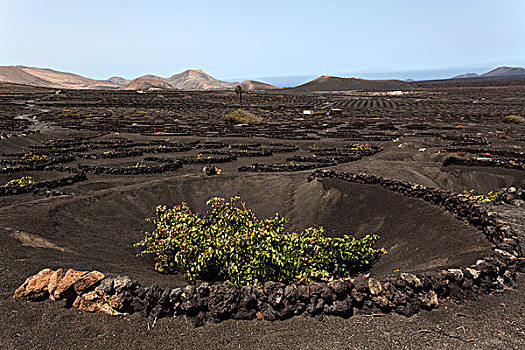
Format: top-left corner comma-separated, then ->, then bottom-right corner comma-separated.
235,84 -> 245,106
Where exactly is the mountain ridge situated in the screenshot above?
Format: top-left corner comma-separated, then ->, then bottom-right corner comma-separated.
0,66 -> 278,91
452,66 -> 525,79
288,75 -> 411,92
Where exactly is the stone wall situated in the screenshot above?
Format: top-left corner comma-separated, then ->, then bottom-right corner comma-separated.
0,173 -> 87,196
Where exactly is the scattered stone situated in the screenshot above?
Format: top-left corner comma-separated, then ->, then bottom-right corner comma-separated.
401,273 -> 422,288
419,290 -> 439,309
368,278 -> 382,295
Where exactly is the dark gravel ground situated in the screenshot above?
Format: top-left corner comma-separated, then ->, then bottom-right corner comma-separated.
0,82 -> 524,349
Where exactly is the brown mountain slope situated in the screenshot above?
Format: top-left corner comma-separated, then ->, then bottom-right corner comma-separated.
107,76 -> 130,86
288,75 -> 411,92
0,65 -> 275,91
122,77 -> 175,90
481,66 -> 525,78
451,72 -> 480,79
0,66 -> 55,88
240,80 -> 279,90
165,69 -> 237,90
19,67 -> 118,89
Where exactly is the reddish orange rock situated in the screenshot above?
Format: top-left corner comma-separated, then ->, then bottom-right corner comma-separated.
72,270 -> 105,295
53,269 -> 88,300
73,289 -> 122,316
14,268 -> 55,300
48,268 -> 66,301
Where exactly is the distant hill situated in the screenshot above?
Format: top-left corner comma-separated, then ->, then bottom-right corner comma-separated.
451,72 -> 480,79
122,77 -> 175,90
165,69 -> 237,90
126,70 -> 279,91
0,66 -> 118,89
22,66 -> 117,89
451,66 -> 525,79
288,75 -> 411,92
0,65 -> 277,91
0,66 -> 53,87
107,76 -> 130,86
239,80 -> 279,91
481,66 -> 525,77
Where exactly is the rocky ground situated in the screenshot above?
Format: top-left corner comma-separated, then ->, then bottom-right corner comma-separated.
0,80 -> 524,349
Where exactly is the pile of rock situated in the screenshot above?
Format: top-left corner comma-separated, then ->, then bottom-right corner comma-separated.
13,268 -> 119,314
495,187 -> 524,205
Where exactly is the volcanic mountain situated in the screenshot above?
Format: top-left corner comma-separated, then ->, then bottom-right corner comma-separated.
451,72 -> 480,79
0,66 -> 118,89
165,69 -> 237,90
481,66 -> 525,78
452,66 -> 525,79
239,80 -> 279,90
288,75 -> 411,92
107,76 -> 130,86
122,77 -> 175,90
0,65 -> 278,91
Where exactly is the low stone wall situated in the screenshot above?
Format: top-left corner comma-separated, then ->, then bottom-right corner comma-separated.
80,150 -> 144,159
13,170 -> 523,326
144,155 -> 237,165
0,173 -> 87,196
77,161 -> 182,175
441,148 -> 525,159
0,155 -> 77,174
238,163 -> 328,172
443,155 -> 524,170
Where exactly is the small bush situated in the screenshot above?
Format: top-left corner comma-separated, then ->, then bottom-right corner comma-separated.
348,143 -> 372,151
3,176 -> 35,188
136,197 -> 385,286
131,161 -> 146,168
221,109 -> 262,125
22,153 -> 48,161
57,112 -> 80,119
502,115 -> 525,124
461,189 -> 497,202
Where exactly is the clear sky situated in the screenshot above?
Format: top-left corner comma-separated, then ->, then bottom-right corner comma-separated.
1,0 -> 524,85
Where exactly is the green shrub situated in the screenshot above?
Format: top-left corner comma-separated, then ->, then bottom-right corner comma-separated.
3,176 -> 35,188
348,143 -> 372,151
502,115 -> 525,124
461,189 -> 497,202
221,109 -> 262,125
22,153 -> 48,161
135,197 -> 385,286
57,112 -> 80,119
131,161 -> 146,168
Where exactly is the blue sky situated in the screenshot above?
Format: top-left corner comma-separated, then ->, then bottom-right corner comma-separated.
1,0 -> 524,85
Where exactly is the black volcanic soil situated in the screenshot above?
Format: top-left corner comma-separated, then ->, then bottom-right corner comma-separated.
0,80 -> 524,349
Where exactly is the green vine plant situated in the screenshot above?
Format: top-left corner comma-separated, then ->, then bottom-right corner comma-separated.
22,153 -> 48,161
460,189 -> 497,202
136,197 -> 385,287
131,161 -> 147,168
3,176 -> 35,188
348,143 -> 372,151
